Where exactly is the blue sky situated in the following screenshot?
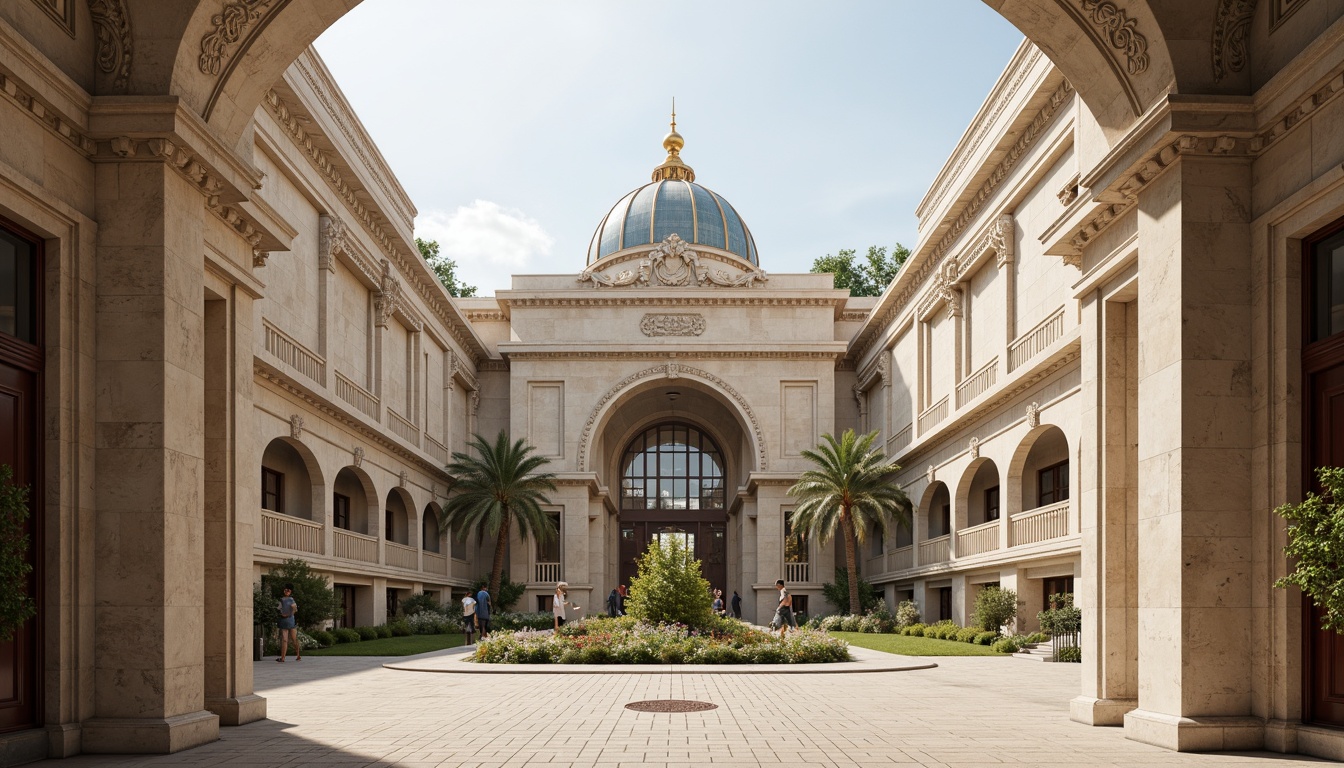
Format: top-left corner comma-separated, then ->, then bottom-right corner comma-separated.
315,1 -> 1024,295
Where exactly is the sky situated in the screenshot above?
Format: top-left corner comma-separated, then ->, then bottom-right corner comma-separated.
314,1 -> 1025,296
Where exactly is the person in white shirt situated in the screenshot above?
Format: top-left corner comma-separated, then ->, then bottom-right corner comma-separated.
553,582 -> 580,630
461,591 -> 477,645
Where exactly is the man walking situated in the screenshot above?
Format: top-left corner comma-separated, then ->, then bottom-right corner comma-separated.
773,579 -> 796,639
461,589 -> 477,644
474,585 -> 492,638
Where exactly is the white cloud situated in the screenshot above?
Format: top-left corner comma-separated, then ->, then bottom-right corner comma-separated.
415,201 -> 554,296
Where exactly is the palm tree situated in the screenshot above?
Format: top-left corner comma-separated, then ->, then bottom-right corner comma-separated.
787,429 -> 912,615
440,430 -> 558,599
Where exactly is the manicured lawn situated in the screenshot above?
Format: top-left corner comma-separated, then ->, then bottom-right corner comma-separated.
832,631 -> 1004,657
302,634 -> 467,657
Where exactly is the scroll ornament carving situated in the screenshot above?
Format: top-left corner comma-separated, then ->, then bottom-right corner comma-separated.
199,0 -> 275,76
917,259 -> 964,320
853,385 -> 867,416
968,437 -> 980,459
927,465 -> 936,485
374,260 -> 401,328
578,235 -> 768,289
987,215 -> 1016,268
640,313 -> 705,337
1079,0 -> 1150,76
398,470 -> 409,489
318,214 -> 347,272
470,391 -> 480,417
289,414 -> 304,439
1212,0 -> 1258,82
877,352 -> 891,384
1026,401 -> 1041,428
666,358 -> 681,379
352,445 -> 365,468
88,0 -> 133,89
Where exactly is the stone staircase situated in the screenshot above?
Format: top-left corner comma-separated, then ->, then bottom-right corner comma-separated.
1014,642 -> 1055,661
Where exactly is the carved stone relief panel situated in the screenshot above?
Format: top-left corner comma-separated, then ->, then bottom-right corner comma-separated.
639,314 -> 706,337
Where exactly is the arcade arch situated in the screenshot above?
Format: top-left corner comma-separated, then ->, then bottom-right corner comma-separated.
259,437 -> 324,521
332,466 -> 375,535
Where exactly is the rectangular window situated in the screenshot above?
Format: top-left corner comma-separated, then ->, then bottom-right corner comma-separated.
985,486 -> 1000,521
1311,227 -> 1344,342
0,226 -> 37,344
791,594 -> 809,618
385,508 -> 393,541
784,511 -> 808,563
333,493 -> 350,530
938,587 -> 952,621
1038,462 -> 1070,506
261,467 -> 283,513
940,502 -> 951,537
870,532 -> 884,557
1042,576 -> 1075,612
537,594 -> 554,613
536,512 -> 560,562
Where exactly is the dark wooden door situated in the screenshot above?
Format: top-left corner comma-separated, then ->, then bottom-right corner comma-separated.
1304,345 -> 1344,727
616,521 -> 727,596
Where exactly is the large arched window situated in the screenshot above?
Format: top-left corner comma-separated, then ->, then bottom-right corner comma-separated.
620,423 -> 725,511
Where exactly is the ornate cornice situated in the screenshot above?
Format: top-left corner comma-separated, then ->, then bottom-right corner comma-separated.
0,72 -> 94,155
464,309 -> 507,322
839,310 -> 870,322
88,0 -> 132,90
1212,0 -> 1257,83
477,360 -> 510,373
577,362 -> 769,473
501,350 -> 844,362
504,296 -> 840,309
579,235 -> 768,289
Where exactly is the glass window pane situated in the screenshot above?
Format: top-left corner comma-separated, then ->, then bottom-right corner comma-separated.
0,229 -> 35,343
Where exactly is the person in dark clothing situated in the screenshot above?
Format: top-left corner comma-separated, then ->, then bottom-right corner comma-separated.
617,584 -> 628,615
607,588 -> 621,617
474,587 -> 492,637
731,590 -> 742,619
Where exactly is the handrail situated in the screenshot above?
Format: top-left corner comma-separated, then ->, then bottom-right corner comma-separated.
890,545 -> 913,571
955,519 -> 1001,557
387,407 -> 420,447
386,541 -> 419,570
917,396 -> 949,435
263,320 -> 326,385
259,510 -> 323,555
785,562 -> 810,583
334,371 -> 380,420
423,551 -> 448,575
918,534 -> 950,564
333,527 -> 378,563
1008,306 -> 1066,371
424,433 -> 449,464
535,562 -> 561,583
956,356 -> 998,407
887,423 -> 913,455
1010,500 -> 1069,546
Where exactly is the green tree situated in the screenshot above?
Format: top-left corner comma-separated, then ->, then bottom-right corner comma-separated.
1275,466 -> 1344,632
787,430 -> 913,614
625,535 -> 713,627
416,237 -> 478,298
258,558 -> 341,631
440,431 -> 557,599
0,465 -> 36,642
971,586 -> 1018,632
469,571 -> 525,612
821,567 -> 882,615
810,243 -> 910,297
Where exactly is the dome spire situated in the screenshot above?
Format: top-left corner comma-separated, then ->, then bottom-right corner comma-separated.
652,99 -> 695,182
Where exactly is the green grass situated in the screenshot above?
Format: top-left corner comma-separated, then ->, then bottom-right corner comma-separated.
303,634 -> 467,657
832,631 -> 1004,657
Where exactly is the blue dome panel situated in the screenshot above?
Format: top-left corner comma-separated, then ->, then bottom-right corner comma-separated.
691,184 -> 726,251
715,192 -> 749,260
653,181 -> 695,244
588,179 -> 757,266
598,189 -> 637,260
621,183 -> 660,251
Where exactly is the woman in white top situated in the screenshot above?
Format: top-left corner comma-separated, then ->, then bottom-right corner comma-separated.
553,582 -> 580,630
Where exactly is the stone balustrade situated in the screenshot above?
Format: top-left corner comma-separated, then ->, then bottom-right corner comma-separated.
890,545 -> 913,571
956,356 -> 998,407
918,396 -> 949,435
535,562 -> 561,583
955,519 -> 1001,557
263,320 -> 327,386
260,510 -> 323,555
1010,500 -> 1069,545
423,551 -> 448,575
386,541 -> 419,570
1008,305 -> 1065,371
918,534 -> 950,564
424,434 -> 449,464
333,528 -> 379,563
387,407 -> 420,447
785,561 -> 810,583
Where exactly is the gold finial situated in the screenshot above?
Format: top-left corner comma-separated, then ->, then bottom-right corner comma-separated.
653,99 -> 694,182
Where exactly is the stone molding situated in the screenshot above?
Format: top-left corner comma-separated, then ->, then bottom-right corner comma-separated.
0,72 -> 94,155
88,0 -> 132,89
499,350 -> 845,362
579,235 -> 768,289
838,310 -> 870,322
32,0 -> 76,36
1212,0 -> 1257,83
1076,0 -> 1150,76
477,359 -> 510,373
504,296 -> 840,309
639,313 -> 705,337
464,309 -> 506,322
576,362 -> 769,473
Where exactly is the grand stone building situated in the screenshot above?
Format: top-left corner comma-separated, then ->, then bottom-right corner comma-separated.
2,0 -> 1344,764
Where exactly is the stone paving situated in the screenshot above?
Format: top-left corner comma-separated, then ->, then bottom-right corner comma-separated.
41,648 -> 1329,767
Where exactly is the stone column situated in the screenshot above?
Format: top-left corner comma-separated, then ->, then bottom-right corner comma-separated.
1123,155 -> 1259,751
85,154 -> 218,753
951,573 -> 969,625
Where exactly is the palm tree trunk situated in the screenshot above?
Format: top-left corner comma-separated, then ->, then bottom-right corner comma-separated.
489,509 -> 510,599
840,510 -> 861,614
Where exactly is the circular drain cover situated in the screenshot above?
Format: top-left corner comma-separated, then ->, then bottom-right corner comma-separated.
625,699 -> 718,713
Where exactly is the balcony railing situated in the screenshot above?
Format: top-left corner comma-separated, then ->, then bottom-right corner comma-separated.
424,433 -> 449,465
918,534 -> 950,564
784,561 -> 810,583
386,541 -> 419,570
1008,306 -> 1066,371
917,396 -> 949,435
956,357 -> 998,408
956,520 -> 1000,558
387,408 -> 420,447
535,562 -> 561,583
260,510 -> 323,555
263,320 -> 326,385
1011,500 -> 1070,546
423,551 -> 448,575
335,371 -> 380,420
333,528 -> 378,563
890,545 -> 913,571
887,423 -> 913,455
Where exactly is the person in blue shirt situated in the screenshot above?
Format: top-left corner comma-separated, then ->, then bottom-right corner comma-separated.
276,583 -> 300,662
474,586 -> 492,637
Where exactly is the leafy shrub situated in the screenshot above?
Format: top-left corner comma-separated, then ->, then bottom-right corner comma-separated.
469,572 -> 526,613
991,636 -> 1022,654
974,631 -> 998,645
388,619 -> 413,637
926,621 -> 957,640
955,627 -> 980,643
407,612 -> 454,635
333,627 -> 361,643
839,615 -> 862,632
894,600 -> 921,629
1275,467 -> 1344,631
821,568 -> 883,615
258,558 -> 341,631
0,466 -> 36,642
819,615 -> 845,631
308,629 -> 336,647
904,624 -> 925,637
355,626 -> 378,641
1056,645 -> 1082,663
494,611 -> 554,631
971,586 -> 1018,632
296,629 -> 325,650
374,624 -> 393,639
625,536 -> 713,628
1037,593 -> 1081,635
1024,632 -> 1049,644
399,592 -> 442,617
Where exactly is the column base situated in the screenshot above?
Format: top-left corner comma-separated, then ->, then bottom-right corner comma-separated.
0,727 -> 48,767
1069,695 -> 1136,726
1123,709 -> 1264,752
1266,719 -> 1344,761
46,723 -> 80,758
81,710 -> 219,754
206,694 -> 267,726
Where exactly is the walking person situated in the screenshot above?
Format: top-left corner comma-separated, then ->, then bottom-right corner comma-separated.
553,582 -> 580,630
461,589 -> 477,644
773,579 -> 797,639
276,584 -> 300,662
474,585 -> 492,638
606,587 -> 621,618
731,590 -> 742,619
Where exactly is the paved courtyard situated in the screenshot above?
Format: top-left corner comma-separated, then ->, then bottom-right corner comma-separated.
42,650 -> 1328,767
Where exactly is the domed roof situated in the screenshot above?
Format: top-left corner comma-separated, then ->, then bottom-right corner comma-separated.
586,114 -> 758,267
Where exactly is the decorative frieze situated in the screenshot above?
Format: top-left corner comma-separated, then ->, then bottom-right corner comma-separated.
579,235 -> 768,289
0,73 -> 94,155
640,313 -> 706,337
88,0 -> 133,89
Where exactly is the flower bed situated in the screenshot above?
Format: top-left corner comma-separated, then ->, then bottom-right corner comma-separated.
473,616 -> 850,664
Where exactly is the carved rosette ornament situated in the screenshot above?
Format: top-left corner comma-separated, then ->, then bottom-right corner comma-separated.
1212,0 -> 1258,82
1026,401 -> 1041,428
289,414 -> 304,439
88,0 -> 133,90
579,234 -> 768,289
640,314 -> 705,337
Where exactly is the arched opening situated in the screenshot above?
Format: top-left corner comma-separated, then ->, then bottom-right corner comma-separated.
384,488 -> 411,546
922,481 -> 952,540
260,437 -> 323,520
422,503 -> 442,553
1015,426 -> 1070,513
332,466 -> 373,535
962,459 -> 1001,528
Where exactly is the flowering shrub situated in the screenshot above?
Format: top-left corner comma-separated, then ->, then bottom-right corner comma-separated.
473,615 -> 849,665
494,611 -> 554,631
407,612 -> 455,635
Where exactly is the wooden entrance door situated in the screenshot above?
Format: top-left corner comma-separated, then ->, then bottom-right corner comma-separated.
616,521 -> 727,595
1302,222 -> 1344,728
0,222 -> 42,733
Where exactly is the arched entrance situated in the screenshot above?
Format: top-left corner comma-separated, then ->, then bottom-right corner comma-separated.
616,422 -> 729,592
